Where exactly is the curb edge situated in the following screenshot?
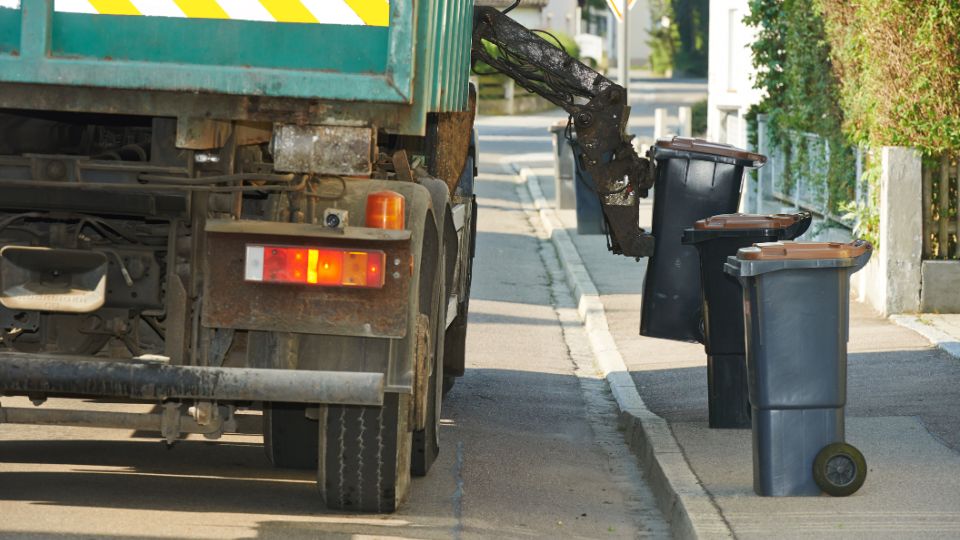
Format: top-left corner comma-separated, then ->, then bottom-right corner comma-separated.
890,315 -> 960,359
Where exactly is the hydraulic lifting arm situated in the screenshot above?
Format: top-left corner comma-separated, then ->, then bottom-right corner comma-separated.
472,5 -> 655,258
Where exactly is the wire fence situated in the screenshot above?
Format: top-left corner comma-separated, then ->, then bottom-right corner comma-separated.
755,114 -> 865,234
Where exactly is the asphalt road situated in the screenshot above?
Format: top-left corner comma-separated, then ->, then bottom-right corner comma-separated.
0,124 -> 670,539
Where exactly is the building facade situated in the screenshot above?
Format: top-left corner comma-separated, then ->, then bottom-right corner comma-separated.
706,0 -> 762,147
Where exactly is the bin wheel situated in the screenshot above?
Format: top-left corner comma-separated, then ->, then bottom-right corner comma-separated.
813,442 -> 867,497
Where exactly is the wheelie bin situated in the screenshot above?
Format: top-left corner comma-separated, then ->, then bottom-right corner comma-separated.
724,240 -> 873,497
570,139 -> 606,235
640,137 -> 766,342
681,212 -> 812,429
549,121 -> 577,210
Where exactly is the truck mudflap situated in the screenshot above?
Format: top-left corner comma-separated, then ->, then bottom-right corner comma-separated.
0,352 -> 384,406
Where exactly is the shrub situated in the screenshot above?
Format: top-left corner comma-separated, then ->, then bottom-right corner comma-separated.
648,0 -> 708,77
815,0 -> 960,155
744,0 -> 856,215
691,98 -> 707,137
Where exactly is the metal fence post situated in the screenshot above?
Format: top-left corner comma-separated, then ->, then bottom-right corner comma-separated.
757,114 -> 768,211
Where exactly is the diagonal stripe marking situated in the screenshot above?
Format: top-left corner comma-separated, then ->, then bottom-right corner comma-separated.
54,0 -> 99,14
129,0 -> 185,17
343,0 -> 388,26
300,0 -> 363,26
218,0 -> 275,22
88,0 -> 141,15
173,0 -> 227,19
256,0 -> 317,23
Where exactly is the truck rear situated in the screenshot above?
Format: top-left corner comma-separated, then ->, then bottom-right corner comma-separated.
0,0 -> 476,512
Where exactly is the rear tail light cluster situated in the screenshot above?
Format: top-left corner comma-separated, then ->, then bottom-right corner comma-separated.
245,245 -> 386,288
243,191 -> 405,288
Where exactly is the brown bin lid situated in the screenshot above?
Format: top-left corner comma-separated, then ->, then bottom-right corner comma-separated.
694,213 -> 805,230
654,136 -> 766,165
739,241 -> 870,261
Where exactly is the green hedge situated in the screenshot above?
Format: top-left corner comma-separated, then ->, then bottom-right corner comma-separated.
744,0 -> 856,216
815,1 -> 960,155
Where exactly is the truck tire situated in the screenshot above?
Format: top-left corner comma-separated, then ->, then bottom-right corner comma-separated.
320,392 -> 411,513
412,228 -> 446,477
443,196 -> 477,398
442,315 -> 467,398
412,359 -> 440,477
319,214 -> 437,512
263,402 -> 318,469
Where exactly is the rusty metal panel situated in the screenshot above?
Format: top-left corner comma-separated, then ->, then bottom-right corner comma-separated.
202,230 -> 411,339
272,125 -> 375,176
176,118 -> 272,150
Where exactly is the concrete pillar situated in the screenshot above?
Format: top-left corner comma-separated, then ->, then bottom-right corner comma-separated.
654,108 -> 668,139
876,146 -> 923,314
678,106 -> 692,138
503,79 -> 515,115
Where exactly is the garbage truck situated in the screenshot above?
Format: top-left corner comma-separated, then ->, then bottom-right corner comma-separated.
0,0 -> 478,513
0,0 -> 684,512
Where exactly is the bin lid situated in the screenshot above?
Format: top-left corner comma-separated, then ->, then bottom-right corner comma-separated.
694,213 -> 806,230
739,241 -> 871,261
653,137 -> 766,167
548,120 -> 569,134
682,211 -> 811,244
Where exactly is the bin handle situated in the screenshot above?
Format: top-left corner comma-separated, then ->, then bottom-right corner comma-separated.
849,239 -> 873,273
785,211 -> 813,240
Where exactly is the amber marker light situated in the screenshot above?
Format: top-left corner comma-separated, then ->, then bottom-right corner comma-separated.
366,190 -> 406,230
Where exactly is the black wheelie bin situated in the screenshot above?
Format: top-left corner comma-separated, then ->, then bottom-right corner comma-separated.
725,240 -> 873,497
640,137 -> 766,342
681,212 -> 812,429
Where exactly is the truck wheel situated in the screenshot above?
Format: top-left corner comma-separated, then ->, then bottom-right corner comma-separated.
412,351 -> 441,476
813,442 -> 867,497
442,196 -> 476,399
412,233 -> 445,477
320,392 -> 412,513
263,403 -> 319,469
442,316 -> 467,398
442,373 -> 457,397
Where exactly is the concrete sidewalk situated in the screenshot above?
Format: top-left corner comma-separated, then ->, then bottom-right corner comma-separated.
517,160 -> 960,539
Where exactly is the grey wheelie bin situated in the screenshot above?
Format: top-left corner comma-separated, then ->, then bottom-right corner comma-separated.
570,139 -> 606,235
724,240 -> 873,497
640,137 -> 766,342
681,212 -> 812,429
549,121 -> 577,210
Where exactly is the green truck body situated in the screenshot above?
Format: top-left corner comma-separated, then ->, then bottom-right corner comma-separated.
0,0 -> 472,134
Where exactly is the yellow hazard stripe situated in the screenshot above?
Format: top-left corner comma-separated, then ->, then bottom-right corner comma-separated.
173,0 -> 228,20
343,0 -> 389,27
88,0 -> 140,16
258,0 -> 318,24
56,0 -> 389,26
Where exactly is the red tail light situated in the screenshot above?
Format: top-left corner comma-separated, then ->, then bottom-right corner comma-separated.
366,191 -> 405,230
245,245 -> 386,288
